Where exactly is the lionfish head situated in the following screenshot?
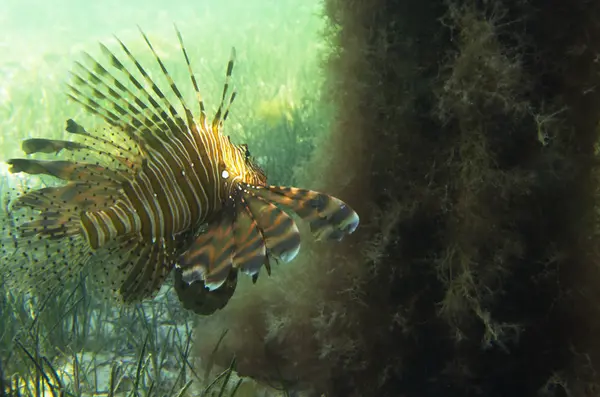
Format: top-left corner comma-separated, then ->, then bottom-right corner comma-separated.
219,140 -> 267,194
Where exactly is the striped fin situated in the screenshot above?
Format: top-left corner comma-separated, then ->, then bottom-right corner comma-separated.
248,186 -> 360,241
139,29 -> 196,133
25,118 -> 144,173
110,35 -> 188,141
212,47 -> 237,132
232,197 -> 270,276
71,36 -> 194,164
137,28 -> 212,171
175,26 -> 206,123
70,234 -> 173,303
73,52 -> 174,147
178,211 -> 236,290
174,197 -> 270,300
176,191 -> 302,292
242,193 -> 301,264
69,50 -> 166,153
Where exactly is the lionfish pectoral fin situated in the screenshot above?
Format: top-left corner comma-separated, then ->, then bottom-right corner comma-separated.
241,193 -> 301,264
177,214 -> 235,291
175,213 -> 238,314
249,186 -> 360,241
232,199 -> 269,276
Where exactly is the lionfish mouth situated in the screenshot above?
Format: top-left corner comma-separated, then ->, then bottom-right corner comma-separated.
175,183 -> 359,293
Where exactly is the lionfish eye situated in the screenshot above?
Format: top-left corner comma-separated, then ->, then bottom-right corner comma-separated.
242,144 -> 250,159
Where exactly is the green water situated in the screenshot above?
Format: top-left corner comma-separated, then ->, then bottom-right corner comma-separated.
0,0 -> 329,395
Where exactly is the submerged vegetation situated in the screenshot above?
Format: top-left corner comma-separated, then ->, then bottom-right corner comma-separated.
0,0 -> 329,395
303,0 -> 600,395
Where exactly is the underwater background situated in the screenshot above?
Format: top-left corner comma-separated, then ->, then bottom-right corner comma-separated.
4,0 -> 600,396
1,0 -> 330,395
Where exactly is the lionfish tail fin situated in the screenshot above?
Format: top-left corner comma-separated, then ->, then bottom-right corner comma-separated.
249,186 -> 360,241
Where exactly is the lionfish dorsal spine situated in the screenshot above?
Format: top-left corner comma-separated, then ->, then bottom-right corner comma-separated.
211,47 -> 237,133
175,26 -> 206,124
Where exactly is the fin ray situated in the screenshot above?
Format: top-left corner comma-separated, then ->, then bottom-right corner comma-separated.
233,197 -> 269,276
248,186 -> 360,241
178,211 -> 235,291
243,193 -> 301,264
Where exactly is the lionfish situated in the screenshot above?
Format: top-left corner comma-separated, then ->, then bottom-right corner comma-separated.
0,27 -> 359,315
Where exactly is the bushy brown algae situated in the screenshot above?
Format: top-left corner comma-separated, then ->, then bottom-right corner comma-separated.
319,0 -> 600,396
189,1 -> 600,397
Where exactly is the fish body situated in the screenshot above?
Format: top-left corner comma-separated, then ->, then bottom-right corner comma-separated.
0,28 -> 359,314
